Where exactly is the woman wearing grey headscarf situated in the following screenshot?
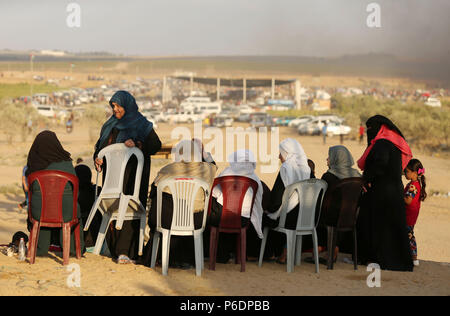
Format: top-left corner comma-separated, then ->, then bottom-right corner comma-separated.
318,145 -> 361,259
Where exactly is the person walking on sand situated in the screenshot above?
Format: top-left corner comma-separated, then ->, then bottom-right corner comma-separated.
359,123 -> 365,144
322,122 -> 328,145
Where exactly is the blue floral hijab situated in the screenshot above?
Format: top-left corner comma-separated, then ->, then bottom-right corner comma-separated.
95,91 -> 153,151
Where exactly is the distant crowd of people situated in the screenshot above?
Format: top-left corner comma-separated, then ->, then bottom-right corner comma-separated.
13,90 -> 427,272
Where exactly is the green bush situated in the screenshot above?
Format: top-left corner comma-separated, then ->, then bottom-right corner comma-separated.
0,100 -> 42,144
84,104 -> 110,142
269,95 -> 450,154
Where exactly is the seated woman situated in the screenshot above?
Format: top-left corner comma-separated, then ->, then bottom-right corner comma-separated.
304,145 -> 361,264
74,164 -> 102,248
146,139 -> 217,269
266,138 -> 311,263
26,130 -> 85,256
93,90 -> 161,264
209,149 -> 269,262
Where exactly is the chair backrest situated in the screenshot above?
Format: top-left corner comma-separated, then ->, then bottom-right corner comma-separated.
278,179 -> 328,231
28,170 -> 79,224
322,177 -> 364,230
97,143 -> 144,198
208,176 -> 259,230
157,177 -> 211,232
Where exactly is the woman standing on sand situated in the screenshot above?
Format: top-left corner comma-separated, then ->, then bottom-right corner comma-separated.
93,90 -> 161,264
356,115 -> 413,271
26,130 -> 85,256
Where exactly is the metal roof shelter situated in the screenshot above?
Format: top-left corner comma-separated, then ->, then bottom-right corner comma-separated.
171,76 -> 301,108
174,76 -> 295,88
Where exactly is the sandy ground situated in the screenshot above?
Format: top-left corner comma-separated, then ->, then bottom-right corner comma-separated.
0,122 -> 449,296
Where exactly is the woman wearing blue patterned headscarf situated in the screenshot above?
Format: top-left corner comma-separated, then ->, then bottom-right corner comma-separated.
93,90 -> 161,264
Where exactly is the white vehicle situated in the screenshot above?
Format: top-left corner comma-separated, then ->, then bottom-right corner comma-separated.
326,122 -> 352,136
78,95 -> 90,104
35,105 -> 57,118
238,104 -> 255,114
298,116 -> 345,135
213,114 -> 234,127
288,115 -> 314,127
169,111 -> 202,124
180,96 -> 221,118
424,97 -> 442,107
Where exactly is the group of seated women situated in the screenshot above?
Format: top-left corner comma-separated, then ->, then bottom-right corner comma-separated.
24,91 -> 415,272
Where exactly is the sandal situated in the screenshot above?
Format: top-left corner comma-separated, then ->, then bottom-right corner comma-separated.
117,255 -> 135,265
276,257 -> 286,264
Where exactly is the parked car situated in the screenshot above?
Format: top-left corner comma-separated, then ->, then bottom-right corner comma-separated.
275,116 -> 296,126
325,122 -> 352,136
213,114 -> 234,127
250,113 -> 273,128
424,97 -> 442,107
169,111 -> 202,124
35,105 -> 57,118
288,115 -> 315,127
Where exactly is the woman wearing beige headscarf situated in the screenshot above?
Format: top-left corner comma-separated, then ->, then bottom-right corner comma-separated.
145,139 -> 217,269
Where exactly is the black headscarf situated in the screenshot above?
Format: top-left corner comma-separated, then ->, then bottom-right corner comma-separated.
75,164 -> 92,186
366,115 -> 404,145
26,130 -> 72,176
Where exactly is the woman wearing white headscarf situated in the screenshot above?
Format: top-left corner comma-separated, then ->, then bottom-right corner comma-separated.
265,138 -> 311,262
268,138 -> 311,220
209,149 -> 269,262
144,139 -> 217,269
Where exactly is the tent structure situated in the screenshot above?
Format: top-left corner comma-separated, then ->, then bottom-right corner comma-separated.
172,76 -> 302,108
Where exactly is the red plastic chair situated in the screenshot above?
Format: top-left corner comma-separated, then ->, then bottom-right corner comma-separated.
208,176 -> 259,272
27,170 -> 81,265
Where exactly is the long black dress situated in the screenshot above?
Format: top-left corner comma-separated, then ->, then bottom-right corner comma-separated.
319,172 -> 352,253
94,127 -> 161,260
357,139 -> 413,271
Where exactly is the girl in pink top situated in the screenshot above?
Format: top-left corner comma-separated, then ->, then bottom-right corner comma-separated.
404,158 -> 427,267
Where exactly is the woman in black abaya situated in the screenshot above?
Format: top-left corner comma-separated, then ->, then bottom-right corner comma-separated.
93,91 -> 161,263
356,115 -> 413,271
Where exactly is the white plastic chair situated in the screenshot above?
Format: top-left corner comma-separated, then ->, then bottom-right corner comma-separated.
150,176 -> 210,276
258,179 -> 327,273
84,143 -> 147,257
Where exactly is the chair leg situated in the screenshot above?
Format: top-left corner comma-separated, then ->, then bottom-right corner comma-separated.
258,227 -> 269,267
330,228 -> 338,270
84,198 -> 102,231
353,228 -> 358,270
286,231 -> 295,273
161,230 -> 171,276
93,213 -> 111,255
209,227 -> 218,271
236,233 -> 241,265
150,232 -> 161,269
28,222 -> 40,264
312,229 -> 319,274
74,222 -> 81,259
295,235 -> 302,266
240,228 -> 246,272
138,215 -> 146,256
200,233 -> 204,270
63,223 -> 71,265
194,232 -> 203,276
327,226 -> 333,270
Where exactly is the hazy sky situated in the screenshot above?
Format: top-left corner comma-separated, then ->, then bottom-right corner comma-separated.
1,0 -> 449,60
